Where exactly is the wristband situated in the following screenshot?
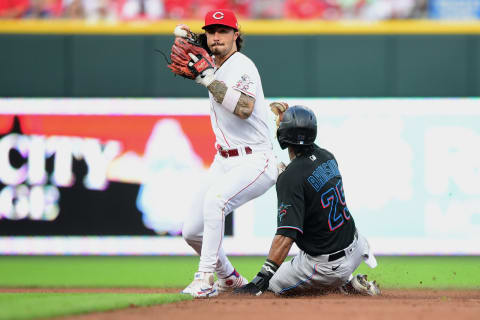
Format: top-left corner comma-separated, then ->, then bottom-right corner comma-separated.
222,87 -> 241,113
261,259 -> 280,277
198,70 -> 215,87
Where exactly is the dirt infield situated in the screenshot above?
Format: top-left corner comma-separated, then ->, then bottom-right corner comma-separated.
4,288 -> 480,320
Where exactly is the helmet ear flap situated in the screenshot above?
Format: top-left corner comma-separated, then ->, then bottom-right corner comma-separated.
276,127 -> 289,149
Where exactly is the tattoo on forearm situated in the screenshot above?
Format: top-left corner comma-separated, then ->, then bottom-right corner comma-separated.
207,80 -> 254,119
207,80 -> 227,104
234,94 -> 254,119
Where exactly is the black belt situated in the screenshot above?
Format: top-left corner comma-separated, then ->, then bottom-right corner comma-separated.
327,230 -> 358,262
328,250 -> 346,262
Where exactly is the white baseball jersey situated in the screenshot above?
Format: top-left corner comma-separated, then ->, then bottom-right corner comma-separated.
209,52 -> 272,151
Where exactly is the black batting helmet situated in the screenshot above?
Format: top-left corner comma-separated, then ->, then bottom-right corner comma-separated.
277,105 -> 317,150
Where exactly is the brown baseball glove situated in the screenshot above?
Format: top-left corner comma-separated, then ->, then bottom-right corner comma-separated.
168,34 -> 214,80
270,102 -> 289,128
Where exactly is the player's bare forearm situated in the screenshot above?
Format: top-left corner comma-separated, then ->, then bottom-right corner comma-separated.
266,235 -> 294,266
207,80 -> 255,119
207,80 -> 227,104
234,94 -> 255,119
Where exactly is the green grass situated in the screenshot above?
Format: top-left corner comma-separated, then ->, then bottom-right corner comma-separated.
0,255 -> 478,320
0,255 -> 479,289
0,293 -> 191,320
354,256 -> 480,289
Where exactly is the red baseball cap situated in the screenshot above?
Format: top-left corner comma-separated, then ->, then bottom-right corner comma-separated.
202,9 -> 238,31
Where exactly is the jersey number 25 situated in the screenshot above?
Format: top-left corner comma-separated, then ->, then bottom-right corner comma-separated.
321,180 -> 351,231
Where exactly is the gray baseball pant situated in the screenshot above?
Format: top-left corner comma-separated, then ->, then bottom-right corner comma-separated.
268,231 -> 377,295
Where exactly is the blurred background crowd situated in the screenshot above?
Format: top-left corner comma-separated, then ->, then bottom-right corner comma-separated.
0,0 -> 479,21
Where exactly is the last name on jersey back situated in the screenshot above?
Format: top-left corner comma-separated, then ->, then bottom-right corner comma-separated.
275,144 -> 356,256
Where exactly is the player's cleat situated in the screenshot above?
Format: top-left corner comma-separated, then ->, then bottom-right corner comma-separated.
181,272 -> 218,298
181,282 -> 194,295
215,269 -> 248,293
350,274 -> 381,296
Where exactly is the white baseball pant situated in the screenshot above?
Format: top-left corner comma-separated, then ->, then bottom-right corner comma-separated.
182,149 -> 278,277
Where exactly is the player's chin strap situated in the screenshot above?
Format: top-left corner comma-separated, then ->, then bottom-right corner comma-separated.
234,259 -> 279,296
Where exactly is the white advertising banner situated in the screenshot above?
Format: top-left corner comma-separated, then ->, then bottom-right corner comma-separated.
0,98 -> 479,255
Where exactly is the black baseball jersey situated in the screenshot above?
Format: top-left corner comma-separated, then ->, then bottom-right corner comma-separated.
275,144 -> 356,256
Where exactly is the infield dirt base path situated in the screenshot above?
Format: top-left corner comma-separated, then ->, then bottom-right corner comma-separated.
3,288 -> 480,320
45,289 -> 480,320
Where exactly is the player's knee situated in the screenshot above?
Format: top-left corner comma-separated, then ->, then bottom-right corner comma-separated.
181,227 -> 191,241
183,236 -> 200,249
181,223 -> 199,242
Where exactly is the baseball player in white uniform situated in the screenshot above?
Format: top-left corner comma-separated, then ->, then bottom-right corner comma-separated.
178,9 -> 278,298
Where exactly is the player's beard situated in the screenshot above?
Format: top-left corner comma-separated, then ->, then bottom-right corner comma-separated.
210,40 -> 234,59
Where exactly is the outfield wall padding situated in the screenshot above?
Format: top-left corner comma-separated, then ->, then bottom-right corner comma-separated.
1,34 -> 479,97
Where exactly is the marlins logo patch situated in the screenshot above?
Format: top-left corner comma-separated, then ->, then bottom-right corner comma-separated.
278,203 -> 292,222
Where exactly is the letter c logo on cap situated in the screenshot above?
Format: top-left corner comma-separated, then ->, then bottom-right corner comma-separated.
212,11 -> 224,20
